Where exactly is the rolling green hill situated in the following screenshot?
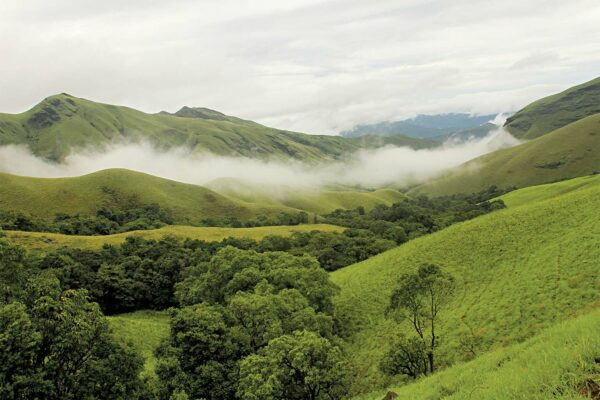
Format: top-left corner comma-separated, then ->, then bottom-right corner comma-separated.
410,113 -> 600,196
497,173 -> 600,208
331,175 -> 600,395
0,169 -> 300,224
0,168 -> 408,225
5,223 -> 344,251
0,94 -> 434,162
505,76 -> 600,139
207,178 -> 407,215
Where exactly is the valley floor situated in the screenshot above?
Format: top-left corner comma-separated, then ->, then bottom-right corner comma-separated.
4,223 -> 343,251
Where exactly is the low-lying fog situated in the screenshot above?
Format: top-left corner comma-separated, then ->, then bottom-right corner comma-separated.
0,127 -> 520,189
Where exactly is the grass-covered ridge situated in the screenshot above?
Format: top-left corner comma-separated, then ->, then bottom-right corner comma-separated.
505,75 -> 600,139
0,93 -> 434,162
5,223 -> 343,251
331,174 -> 600,395
353,309 -> 600,399
0,169 -> 409,224
0,169 -> 302,224
411,113 -> 600,196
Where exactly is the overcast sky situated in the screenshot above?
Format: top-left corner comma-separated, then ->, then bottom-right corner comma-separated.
1,0 -> 600,134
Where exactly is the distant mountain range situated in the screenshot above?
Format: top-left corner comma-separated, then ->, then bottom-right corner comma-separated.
0,94 -> 435,162
341,113 -> 500,141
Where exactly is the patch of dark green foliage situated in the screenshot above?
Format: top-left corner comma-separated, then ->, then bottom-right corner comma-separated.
1,231 -> 350,400
0,234 -> 148,400
322,186 -> 510,242
0,188 -> 174,235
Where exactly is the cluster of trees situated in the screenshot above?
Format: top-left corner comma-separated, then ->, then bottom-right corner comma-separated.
0,235 -> 146,400
0,207 -> 312,235
1,225 -> 466,399
0,203 -> 173,236
323,188 -> 509,242
202,211 -> 310,228
2,232 -> 351,399
36,236 -> 193,314
155,247 -> 349,400
36,230 -> 396,316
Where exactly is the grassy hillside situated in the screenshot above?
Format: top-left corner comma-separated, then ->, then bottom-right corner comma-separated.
331,175 -> 600,395
0,169 -> 301,224
354,309 -> 600,400
410,113 -> 600,196
0,168 -> 406,225
505,76 -> 600,139
207,179 -> 407,215
108,311 -> 170,377
0,94 -> 434,162
5,224 -> 343,251
498,173 -> 600,208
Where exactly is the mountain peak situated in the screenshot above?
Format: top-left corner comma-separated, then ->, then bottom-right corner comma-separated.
173,106 -> 228,121
26,93 -> 80,130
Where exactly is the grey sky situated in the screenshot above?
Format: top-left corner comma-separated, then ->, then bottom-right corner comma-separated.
1,0 -> 600,134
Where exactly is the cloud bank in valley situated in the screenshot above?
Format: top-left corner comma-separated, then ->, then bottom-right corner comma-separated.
0,127 -> 520,189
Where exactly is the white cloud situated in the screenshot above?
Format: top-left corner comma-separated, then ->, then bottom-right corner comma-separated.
0,127 -> 520,188
0,0 -> 599,133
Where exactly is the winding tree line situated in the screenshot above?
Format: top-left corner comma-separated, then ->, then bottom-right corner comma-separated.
0,203 -> 312,235
24,187 -> 506,316
0,186 -> 509,237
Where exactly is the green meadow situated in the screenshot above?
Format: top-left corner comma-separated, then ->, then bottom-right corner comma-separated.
108,311 -> 170,377
5,223 -> 343,251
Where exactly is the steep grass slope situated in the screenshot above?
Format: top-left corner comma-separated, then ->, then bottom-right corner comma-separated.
354,309 -> 600,400
505,76 -> 600,139
5,224 -> 343,251
0,169 -> 298,224
498,173 -> 600,208
331,176 -> 600,394
410,113 -> 600,196
0,94 -> 434,161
